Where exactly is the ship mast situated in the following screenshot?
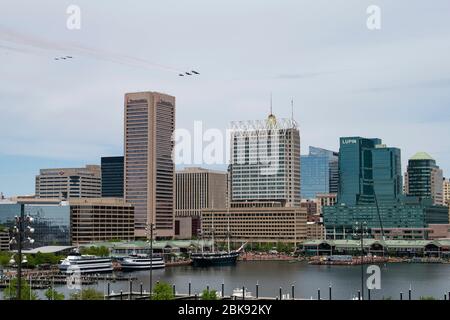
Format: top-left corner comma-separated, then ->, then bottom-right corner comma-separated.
227,187 -> 231,253
211,197 -> 215,253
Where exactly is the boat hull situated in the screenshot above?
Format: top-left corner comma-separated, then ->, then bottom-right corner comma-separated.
191,252 -> 239,267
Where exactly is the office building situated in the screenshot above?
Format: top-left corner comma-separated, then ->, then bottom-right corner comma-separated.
229,113 -> 300,207
316,193 -> 337,215
70,198 -> 134,245
35,165 -> 101,199
0,198 -> 71,247
443,178 -> 450,206
405,152 -> 444,206
306,222 -> 325,240
324,198 -> 449,240
201,205 -> 307,245
323,137 -> 448,240
338,137 -> 402,206
101,156 -> 124,198
0,229 -> 9,251
301,147 -> 338,199
175,167 -> 227,239
124,91 -> 175,238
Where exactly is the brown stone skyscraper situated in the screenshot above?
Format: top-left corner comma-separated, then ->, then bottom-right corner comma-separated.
124,91 -> 175,239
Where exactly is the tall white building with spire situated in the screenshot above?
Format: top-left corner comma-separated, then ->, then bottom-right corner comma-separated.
229,112 -> 301,207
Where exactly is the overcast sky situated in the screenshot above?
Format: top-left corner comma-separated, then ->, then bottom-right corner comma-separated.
1,0 -> 450,196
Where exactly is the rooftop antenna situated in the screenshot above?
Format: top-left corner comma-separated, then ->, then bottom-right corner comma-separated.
270,92 -> 273,115
291,98 -> 294,121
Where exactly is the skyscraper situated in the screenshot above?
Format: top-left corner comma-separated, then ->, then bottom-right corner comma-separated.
323,138 -> 448,240
337,137 -> 402,206
124,91 -> 175,239
229,113 -> 300,207
101,156 -> 124,198
300,146 -> 339,199
405,152 -> 444,205
443,178 -> 450,206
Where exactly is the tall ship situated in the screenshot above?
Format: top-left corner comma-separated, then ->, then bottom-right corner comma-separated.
191,204 -> 246,267
191,248 -> 244,267
118,254 -> 165,271
59,254 -> 113,273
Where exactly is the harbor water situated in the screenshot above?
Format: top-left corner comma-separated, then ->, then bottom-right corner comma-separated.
2,261 -> 450,300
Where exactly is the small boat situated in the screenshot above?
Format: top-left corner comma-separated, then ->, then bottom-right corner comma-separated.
232,288 -> 253,299
59,254 -> 113,273
119,254 -> 165,271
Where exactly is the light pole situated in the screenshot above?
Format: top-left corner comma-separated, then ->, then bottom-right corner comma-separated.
146,223 -> 155,299
9,204 -> 34,300
353,221 -> 368,300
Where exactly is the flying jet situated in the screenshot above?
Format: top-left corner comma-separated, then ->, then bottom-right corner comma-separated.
191,70 -> 200,75
179,73 -> 184,77
66,56 -> 73,59
185,72 -> 192,76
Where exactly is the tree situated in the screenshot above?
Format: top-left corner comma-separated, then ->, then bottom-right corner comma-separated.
45,287 -> 65,300
3,278 -> 38,300
201,289 -> 218,300
151,282 -> 174,300
0,251 -> 12,267
70,288 -> 104,300
80,246 -> 110,257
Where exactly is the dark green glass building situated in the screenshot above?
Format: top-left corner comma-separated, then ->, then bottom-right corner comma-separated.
323,137 -> 449,240
338,137 -> 402,206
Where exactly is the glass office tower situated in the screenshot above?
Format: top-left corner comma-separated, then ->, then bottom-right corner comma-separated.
0,202 -> 71,247
101,156 -> 124,198
300,146 -> 339,199
405,152 -> 444,205
323,137 -> 448,240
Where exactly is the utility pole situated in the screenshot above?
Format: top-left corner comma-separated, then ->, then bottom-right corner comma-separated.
9,204 -> 34,300
146,223 -> 155,299
353,221 -> 367,300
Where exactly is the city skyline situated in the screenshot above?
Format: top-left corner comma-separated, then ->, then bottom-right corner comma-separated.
2,0 -> 450,195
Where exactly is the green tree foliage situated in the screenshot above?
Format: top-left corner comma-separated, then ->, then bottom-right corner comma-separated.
70,288 -> 104,300
80,246 -> 110,257
0,251 -> 13,267
3,278 -> 38,300
151,282 -> 174,300
25,252 -> 65,268
201,289 -> 218,300
45,287 -> 65,300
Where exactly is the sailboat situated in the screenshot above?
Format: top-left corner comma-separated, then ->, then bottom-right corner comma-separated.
191,198 -> 246,267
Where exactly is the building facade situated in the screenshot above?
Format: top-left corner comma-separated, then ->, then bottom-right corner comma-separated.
101,156 -> 124,198
323,199 -> 449,240
229,113 -> 300,207
300,146 -> 338,199
70,198 -> 134,245
443,178 -> 450,206
0,229 -> 9,251
0,199 -> 71,247
316,193 -> 337,215
338,137 -> 402,206
323,137 -> 448,240
124,91 -> 175,239
175,167 -> 227,239
201,205 -> 307,245
35,165 -> 101,199
405,152 -> 444,206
